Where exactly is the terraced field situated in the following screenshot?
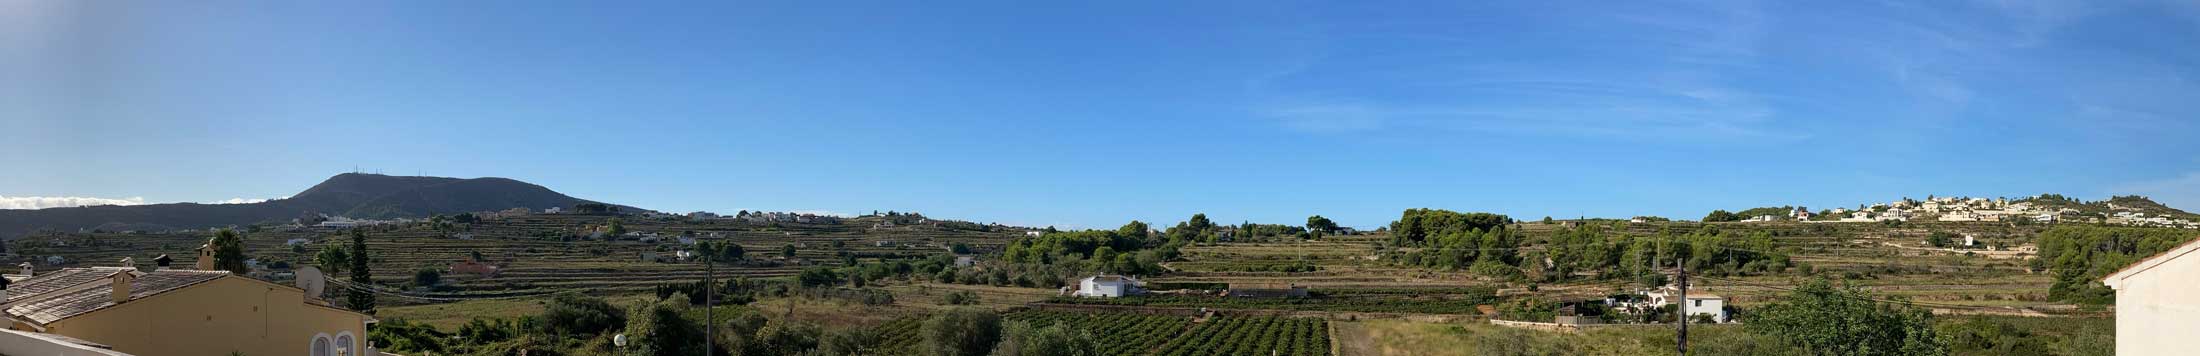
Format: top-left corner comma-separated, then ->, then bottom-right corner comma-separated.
4,214 -> 1023,303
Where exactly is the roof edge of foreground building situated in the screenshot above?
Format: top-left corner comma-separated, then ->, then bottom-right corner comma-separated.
0,267 -> 378,356
2099,235 -> 2200,356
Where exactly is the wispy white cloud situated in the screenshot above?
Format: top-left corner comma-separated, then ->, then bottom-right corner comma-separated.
0,196 -> 147,209
2110,172 -> 2200,212
789,209 -> 852,217
205,197 -> 281,205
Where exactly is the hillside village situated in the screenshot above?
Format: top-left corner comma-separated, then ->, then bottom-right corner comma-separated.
1718,194 -> 2200,229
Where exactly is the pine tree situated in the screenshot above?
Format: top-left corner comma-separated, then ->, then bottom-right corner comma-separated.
347,229 -> 376,313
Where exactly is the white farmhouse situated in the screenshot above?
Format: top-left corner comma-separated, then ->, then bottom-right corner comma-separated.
1644,286 -> 1729,323
1072,275 -> 1143,298
1682,294 -> 1728,323
2101,238 -> 2200,356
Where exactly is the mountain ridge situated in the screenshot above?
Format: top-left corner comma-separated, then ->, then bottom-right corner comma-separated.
0,173 -> 641,238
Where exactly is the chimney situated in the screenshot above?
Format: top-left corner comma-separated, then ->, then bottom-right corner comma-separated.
17,262 -> 30,277
110,271 -> 135,304
154,255 -> 173,269
195,242 -> 216,271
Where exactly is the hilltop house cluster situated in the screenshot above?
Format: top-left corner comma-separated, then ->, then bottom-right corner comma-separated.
669,210 -> 843,224
1747,195 -> 2199,228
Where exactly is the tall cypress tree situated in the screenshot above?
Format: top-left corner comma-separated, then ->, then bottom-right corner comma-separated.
347,229 -> 376,313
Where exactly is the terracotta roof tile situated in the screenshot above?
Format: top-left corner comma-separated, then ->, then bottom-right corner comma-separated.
5,267 -> 134,303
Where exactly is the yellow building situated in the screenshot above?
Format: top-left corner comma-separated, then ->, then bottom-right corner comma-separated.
2,267 -> 375,356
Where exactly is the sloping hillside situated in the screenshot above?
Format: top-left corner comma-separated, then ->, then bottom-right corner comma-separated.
0,173 -> 640,238
2017,194 -> 2199,220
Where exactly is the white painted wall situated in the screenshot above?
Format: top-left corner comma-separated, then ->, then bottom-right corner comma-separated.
2105,243 -> 2200,356
1683,297 -> 1728,323
1075,278 -> 1132,298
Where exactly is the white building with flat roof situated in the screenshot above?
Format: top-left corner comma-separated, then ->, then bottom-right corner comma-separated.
1072,275 -> 1142,298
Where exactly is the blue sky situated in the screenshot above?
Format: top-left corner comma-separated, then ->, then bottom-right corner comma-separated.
6,0 -> 2200,229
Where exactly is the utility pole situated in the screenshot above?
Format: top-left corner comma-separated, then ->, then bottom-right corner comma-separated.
1676,258 -> 1689,355
705,251 -> 714,356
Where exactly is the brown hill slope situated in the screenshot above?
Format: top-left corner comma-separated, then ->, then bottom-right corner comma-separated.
0,173 -> 641,238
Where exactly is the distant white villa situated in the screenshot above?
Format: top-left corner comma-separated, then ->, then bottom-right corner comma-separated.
1070,275 -> 1143,298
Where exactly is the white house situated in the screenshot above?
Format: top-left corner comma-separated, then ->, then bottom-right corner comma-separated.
285,238 -> 313,246
1073,275 -> 1143,298
1681,294 -> 1728,323
1643,286 -> 1729,323
2101,237 -> 2200,356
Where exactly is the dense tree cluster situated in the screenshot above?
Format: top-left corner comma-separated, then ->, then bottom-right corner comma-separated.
1394,223 -> 1525,275
1704,206 -> 1798,222
1305,215 -> 1339,235
2036,225 -> 2195,304
1388,209 -> 1513,245
1746,278 -> 1947,356
1166,213 -> 1222,243
1232,223 -> 1308,239
1002,219 -> 1184,276
1392,222 -> 1791,283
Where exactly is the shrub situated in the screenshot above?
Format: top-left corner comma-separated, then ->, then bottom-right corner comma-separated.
538,294 -> 626,337
991,321 -> 1101,356
940,290 -> 980,306
1746,278 -> 1945,356
922,308 -> 1002,356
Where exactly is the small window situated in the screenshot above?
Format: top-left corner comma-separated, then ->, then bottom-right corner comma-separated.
312,336 -> 331,356
1693,300 -> 1702,307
